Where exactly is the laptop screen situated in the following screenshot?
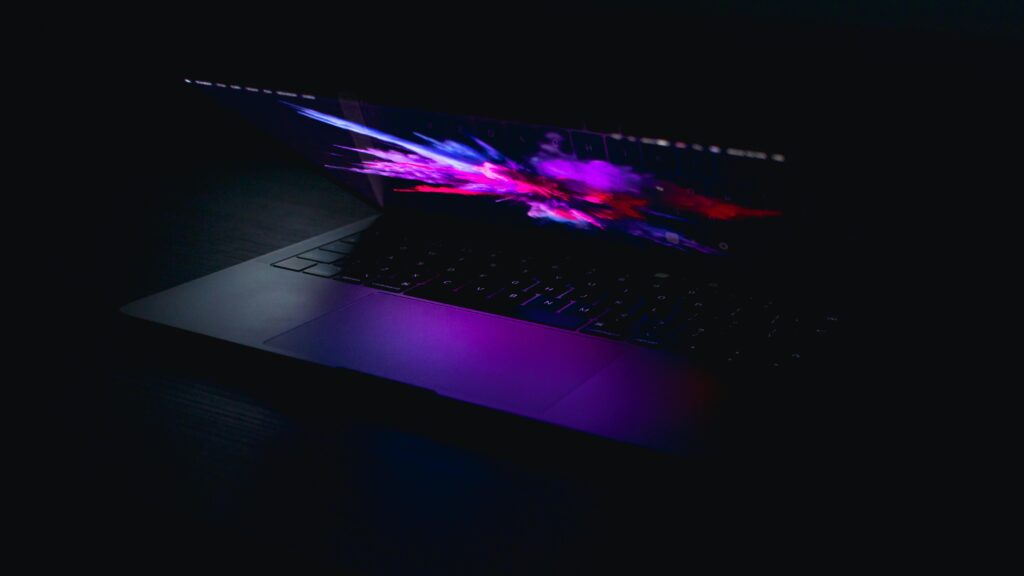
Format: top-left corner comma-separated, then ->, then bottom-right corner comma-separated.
194,80 -> 802,258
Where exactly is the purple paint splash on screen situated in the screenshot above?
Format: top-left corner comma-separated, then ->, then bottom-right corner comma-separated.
286,102 -> 781,253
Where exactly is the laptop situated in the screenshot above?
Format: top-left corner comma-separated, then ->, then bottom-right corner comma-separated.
122,79 -> 853,455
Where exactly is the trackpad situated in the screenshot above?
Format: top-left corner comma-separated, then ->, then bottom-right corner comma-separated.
265,293 -> 626,414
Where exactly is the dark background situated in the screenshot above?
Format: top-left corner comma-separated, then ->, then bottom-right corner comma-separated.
41,3 -> 1019,571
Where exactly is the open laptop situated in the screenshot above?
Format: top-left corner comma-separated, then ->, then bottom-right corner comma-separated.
122,79 -> 852,455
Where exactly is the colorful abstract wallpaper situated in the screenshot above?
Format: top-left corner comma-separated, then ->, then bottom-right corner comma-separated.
288,102 -> 782,254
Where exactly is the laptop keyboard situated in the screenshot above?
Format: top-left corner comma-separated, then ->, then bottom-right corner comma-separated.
273,228 -> 842,370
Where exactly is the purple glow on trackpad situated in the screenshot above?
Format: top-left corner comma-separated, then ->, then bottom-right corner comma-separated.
265,293 -> 627,414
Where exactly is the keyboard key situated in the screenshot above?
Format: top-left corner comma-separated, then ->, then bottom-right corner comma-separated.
540,128 -> 574,156
439,264 -> 471,279
477,290 -> 532,316
303,263 -> 342,277
320,241 -> 356,254
767,351 -> 805,371
627,315 -> 672,347
606,137 -> 642,167
630,332 -> 664,347
273,257 -> 316,271
408,259 -> 435,272
581,318 -> 627,339
369,278 -> 411,292
640,142 -> 682,178
811,314 -> 841,339
563,301 -> 601,317
676,326 -> 715,354
336,272 -> 369,284
335,261 -> 372,283
507,296 -> 588,330
299,249 -> 345,264
526,296 -> 573,313
568,291 -> 602,306
475,121 -> 502,145
408,270 -> 437,284
490,290 -> 529,308
461,282 -> 501,299
536,283 -> 573,298
638,303 -> 672,319
570,131 -> 607,160
406,278 -> 465,303
723,348 -> 746,366
506,278 -> 539,291
501,124 -> 544,154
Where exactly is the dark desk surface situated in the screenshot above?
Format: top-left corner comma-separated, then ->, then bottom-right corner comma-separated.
51,82 -> 877,572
